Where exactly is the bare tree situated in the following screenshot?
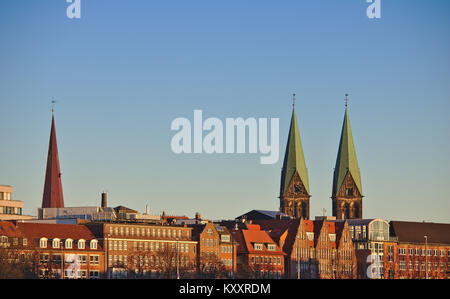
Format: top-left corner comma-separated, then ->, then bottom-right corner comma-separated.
197,252 -> 227,279
0,246 -> 39,279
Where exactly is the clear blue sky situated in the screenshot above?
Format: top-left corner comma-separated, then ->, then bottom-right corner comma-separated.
0,0 -> 449,222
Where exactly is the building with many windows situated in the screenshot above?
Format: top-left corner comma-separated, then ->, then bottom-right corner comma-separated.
215,225 -> 237,277
17,222 -> 104,279
232,224 -> 285,279
254,217 -> 356,279
85,222 -> 197,279
385,221 -> 450,279
0,185 -> 33,221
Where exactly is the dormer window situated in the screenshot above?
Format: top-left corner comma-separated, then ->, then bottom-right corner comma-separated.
39,238 -> 48,248
65,239 -> 73,249
90,240 -> 98,250
254,243 -> 263,251
78,239 -> 86,249
52,238 -> 61,249
267,244 -> 276,251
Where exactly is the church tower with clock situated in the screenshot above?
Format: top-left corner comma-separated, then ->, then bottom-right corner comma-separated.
279,95 -> 311,219
331,95 -> 363,219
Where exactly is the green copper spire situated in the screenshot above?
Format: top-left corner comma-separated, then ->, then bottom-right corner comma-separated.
280,102 -> 310,196
332,105 -> 362,196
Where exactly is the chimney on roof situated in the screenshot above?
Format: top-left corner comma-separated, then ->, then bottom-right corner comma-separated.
195,212 -> 201,220
145,204 -> 150,215
101,192 -> 107,208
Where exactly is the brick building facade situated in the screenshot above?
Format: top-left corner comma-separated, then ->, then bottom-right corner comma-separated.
17,222 -> 104,279
232,224 -> 285,279
86,222 -> 197,278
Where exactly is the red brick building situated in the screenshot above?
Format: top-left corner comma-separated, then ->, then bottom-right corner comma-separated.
216,225 -> 237,277
254,218 -> 356,279
232,224 -> 285,278
190,222 -> 237,278
17,222 -> 104,279
86,222 -> 197,278
386,221 -> 450,279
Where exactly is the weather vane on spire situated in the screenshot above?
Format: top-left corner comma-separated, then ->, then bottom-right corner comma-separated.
292,93 -> 296,108
345,93 -> 349,108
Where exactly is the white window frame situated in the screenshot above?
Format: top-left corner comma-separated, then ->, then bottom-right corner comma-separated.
39,238 -> 48,248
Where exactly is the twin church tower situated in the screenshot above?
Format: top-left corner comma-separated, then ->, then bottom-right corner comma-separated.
279,94 -> 363,220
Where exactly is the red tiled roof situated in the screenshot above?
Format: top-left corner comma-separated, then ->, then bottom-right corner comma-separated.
17,223 -> 98,241
235,227 -> 285,255
245,224 -> 261,231
0,221 -> 23,238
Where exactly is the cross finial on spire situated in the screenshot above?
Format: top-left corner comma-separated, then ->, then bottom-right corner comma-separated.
51,99 -> 56,114
345,93 -> 349,108
292,93 -> 296,108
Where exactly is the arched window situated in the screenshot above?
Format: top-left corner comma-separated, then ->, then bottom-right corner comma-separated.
344,203 -> 350,219
78,239 -> 86,249
65,239 -> 73,249
354,203 -> 360,218
40,238 -> 48,248
90,240 -> 98,250
52,238 -> 60,249
301,202 -> 307,219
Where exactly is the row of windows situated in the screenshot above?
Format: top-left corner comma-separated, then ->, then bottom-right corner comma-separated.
0,192 -> 11,201
1,206 -> 22,215
108,254 -> 193,267
251,256 -> 282,265
108,226 -> 189,239
108,240 -> 193,253
40,238 -> 97,250
0,236 -> 25,246
39,253 -> 100,265
253,243 -> 277,251
255,270 -> 282,279
221,245 -> 232,254
399,261 -> 449,272
222,259 -> 233,266
398,248 -> 448,257
202,238 -> 218,247
39,269 -> 100,279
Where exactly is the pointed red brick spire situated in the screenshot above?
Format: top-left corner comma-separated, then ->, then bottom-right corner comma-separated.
42,113 -> 64,208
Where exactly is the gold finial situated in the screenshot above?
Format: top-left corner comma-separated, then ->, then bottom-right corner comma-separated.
345,93 -> 349,108
292,93 -> 296,108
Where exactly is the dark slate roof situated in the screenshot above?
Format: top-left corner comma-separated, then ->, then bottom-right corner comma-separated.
236,210 -> 291,220
390,221 -> 450,245
114,206 -> 138,214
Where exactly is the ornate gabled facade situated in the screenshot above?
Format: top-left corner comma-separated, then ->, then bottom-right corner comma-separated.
332,103 -> 363,220
253,218 -> 356,279
279,102 -> 311,219
42,113 -> 64,209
